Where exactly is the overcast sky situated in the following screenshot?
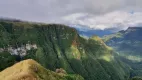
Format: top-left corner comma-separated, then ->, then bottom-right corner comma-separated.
0,0 -> 142,30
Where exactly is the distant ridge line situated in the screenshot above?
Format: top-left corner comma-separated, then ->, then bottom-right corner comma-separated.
128,27 -> 142,29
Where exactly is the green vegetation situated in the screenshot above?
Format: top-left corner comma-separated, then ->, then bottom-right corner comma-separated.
0,20 -> 130,80
0,51 -> 19,71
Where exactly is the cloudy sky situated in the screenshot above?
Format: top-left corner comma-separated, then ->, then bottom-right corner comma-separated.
0,0 -> 142,31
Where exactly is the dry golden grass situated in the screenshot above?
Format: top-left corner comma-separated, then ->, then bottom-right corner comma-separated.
0,59 -> 39,80
0,59 -> 68,80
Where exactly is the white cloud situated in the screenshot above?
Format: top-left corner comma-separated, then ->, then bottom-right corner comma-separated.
62,11 -> 142,30
0,0 -> 142,30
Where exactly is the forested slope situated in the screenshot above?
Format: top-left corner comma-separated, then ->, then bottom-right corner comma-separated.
0,20 -> 129,80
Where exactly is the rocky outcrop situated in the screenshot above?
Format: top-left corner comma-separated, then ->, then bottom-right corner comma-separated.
0,43 -> 37,57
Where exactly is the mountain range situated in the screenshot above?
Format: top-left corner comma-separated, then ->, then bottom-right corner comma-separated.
0,19 -> 142,80
0,20 -> 131,80
103,27 -> 142,79
70,25 -> 113,37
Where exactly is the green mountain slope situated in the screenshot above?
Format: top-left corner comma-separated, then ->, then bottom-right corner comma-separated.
0,20 -> 129,80
103,27 -> 142,78
0,59 -> 84,80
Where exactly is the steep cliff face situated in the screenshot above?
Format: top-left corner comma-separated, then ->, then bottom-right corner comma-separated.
103,27 -> 142,78
0,20 -> 129,80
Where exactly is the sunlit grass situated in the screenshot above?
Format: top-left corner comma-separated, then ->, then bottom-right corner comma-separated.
0,59 -> 84,80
